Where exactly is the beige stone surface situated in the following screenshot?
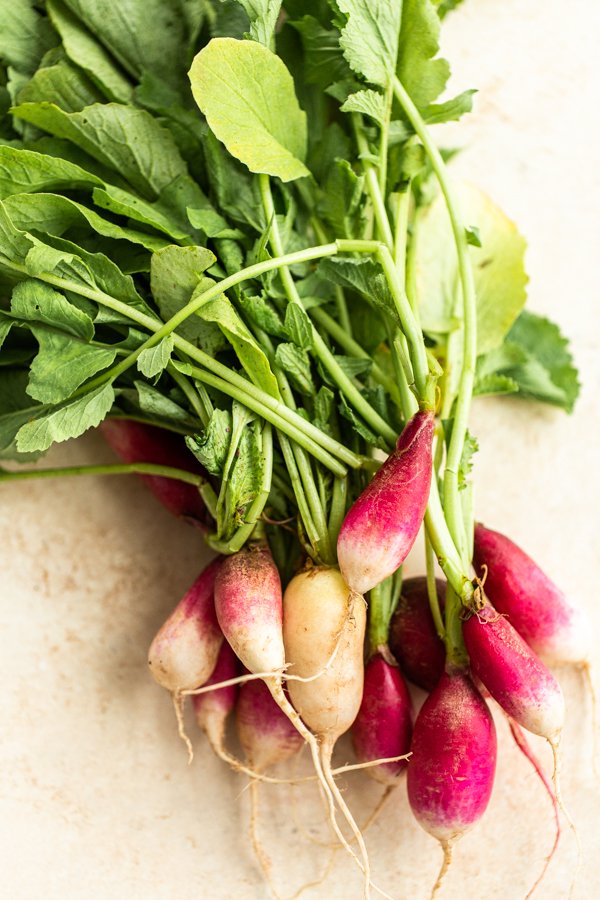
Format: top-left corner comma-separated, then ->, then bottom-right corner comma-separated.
2,1 -> 599,898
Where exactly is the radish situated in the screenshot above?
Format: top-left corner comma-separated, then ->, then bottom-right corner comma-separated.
192,639 -> 238,761
462,603 -> 564,746
473,523 -> 589,667
407,669 -> 497,892
148,557 -> 223,693
236,678 -> 304,775
283,566 -> 373,896
235,678 -> 305,895
337,411 -> 434,594
351,653 -> 413,785
101,419 -> 210,527
148,556 -> 224,759
388,576 -> 446,691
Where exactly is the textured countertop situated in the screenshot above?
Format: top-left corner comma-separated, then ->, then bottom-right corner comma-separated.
2,1 -> 599,898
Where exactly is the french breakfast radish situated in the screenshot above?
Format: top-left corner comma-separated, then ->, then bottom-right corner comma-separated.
192,639 -> 238,760
101,419 -> 210,527
283,566 -> 373,896
407,670 -> 497,891
473,523 -> 589,666
389,577 -> 446,691
462,603 -> 564,744
337,411 -> 435,594
148,557 -> 223,693
236,678 -> 304,775
351,653 -> 413,785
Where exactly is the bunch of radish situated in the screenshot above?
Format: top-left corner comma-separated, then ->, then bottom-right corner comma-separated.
131,400 -> 588,897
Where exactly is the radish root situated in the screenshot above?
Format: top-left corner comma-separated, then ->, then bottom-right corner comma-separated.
172,692 -> 193,764
249,779 -> 281,900
548,737 -> 582,898
431,840 -> 452,899
508,719 -> 560,899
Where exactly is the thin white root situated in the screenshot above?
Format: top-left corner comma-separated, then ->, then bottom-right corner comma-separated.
249,779 -> 281,900
268,681 -> 367,885
287,846 -> 337,900
549,737 -> 582,899
508,719 -> 560,899
360,784 -> 396,834
321,739 -> 375,900
172,692 -> 193,764
431,841 -> 453,899
579,663 -> 600,782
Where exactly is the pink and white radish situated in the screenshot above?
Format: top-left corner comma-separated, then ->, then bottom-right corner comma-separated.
337,411 -> 434,594
283,566 -> 372,895
473,523 -> 589,667
148,556 -> 224,757
101,419 -> 210,527
462,603 -> 564,746
148,557 -> 223,693
407,670 -> 497,892
389,576 -> 446,691
236,679 -> 304,892
192,639 -> 238,760
351,653 -> 413,784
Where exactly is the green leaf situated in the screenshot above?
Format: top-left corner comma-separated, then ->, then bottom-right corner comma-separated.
12,102 -> 188,199
225,418 -> 263,533
313,385 -> 334,431
3,191 -> 168,252
202,130 -> 265,231
340,89 -> 386,125
92,184 -> 190,243
59,0 -> 204,91
137,335 -> 175,379
465,224 -> 482,248
335,0 -> 402,88
423,88 -> 476,125
187,206 -> 243,240
237,292 -> 287,339
275,342 -> 314,396
47,0 -> 134,104
186,409 -> 232,477
27,329 -> 117,403
150,245 -> 225,352
200,294 -> 280,397
318,257 -> 399,324
290,16 -> 351,90
16,53 -> 105,113
16,380 -> 114,452
284,304 -> 313,350
0,145 -> 102,199
473,373 -> 519,398
233,0 -> 282,45
338,394 -> 386,448
134,380 -> 195,426
458,429 -> 478,489
318,159 -> 364,238
11,279 -> 94,339
0,370 -> 45,461
414,182 -> 528,354
504,312 -> 580,413
0,0 -> 57,75
189,38 -> 309,182
396,0 -> 450,109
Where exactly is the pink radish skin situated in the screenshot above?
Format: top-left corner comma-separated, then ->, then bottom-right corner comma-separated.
101,419 -> 210,527
407,670 -> 496,845
351,654 -> 413,784
236,680 -> 304,773
337,411 -> 434,595
473,523 -> 589,666
214,544 -> 286,676
463,603 -> 564,741
389,577 -> 446,691
148,557 -> 223,693
192,640 -> 238,753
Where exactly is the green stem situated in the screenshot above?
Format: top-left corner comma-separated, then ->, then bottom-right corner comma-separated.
352,114 -> 394,249
276,431 -> 320,550
425,533 -> 445,640
208,423 -> 273,554
310,306 -> 402,404
393,76 -> 478,565
310,216 -> 353,336
167,363 -> 209,427
327,476 -> 347,553
444,585 -> 468,669
368,578 -> 394,652
183,363 -> 348,478
259,176 -> 397,447
378,85 -> 393,195
0,461 -> 207,486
